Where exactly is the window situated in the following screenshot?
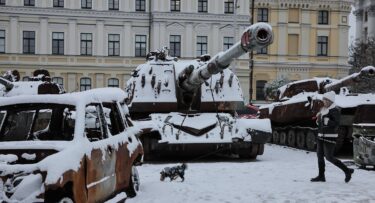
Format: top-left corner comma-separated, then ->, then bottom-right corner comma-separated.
223,37 -> 233,51
288,34 -> 299,55
136,0 -> 145,11
103,102 -> 125,135
108,78 -> 119,87
224,0 -> 234,14
257,8 -> 268,22
0,0 -> 5,5
109,0 -> 119,10
257,47 -> 268,55
108,34 -> 120,56
169,35 -> 181,57
85,104 -> 108,141
288,8 -> 299,23
256,80 -> 267,100
196,36 -> 207,56
135,35 -> 147,57
24,0 -> 35,6
81,33 -> 92,56
170,0 -> 180,12
198,0 -> 207,13
81,0 -> 92,9
52,77 -> 64,86
0,30 -> 5,53
52,32 -> 64,55
53,0 -> 64,7
365,11 -> 368,22
23,31 -> 35,54
317,36 -> 328,56
80,77 -> 91,91
318,10 -> 329,25
22,76 -> 30,81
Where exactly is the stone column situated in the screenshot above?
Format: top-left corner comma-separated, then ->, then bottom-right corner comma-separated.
9,16 -> 19,54
39,17 -> 48,54
95,73 -> 104,88
159,22 -> 167,49
68,19 -> 77,55
96,20 -> 105,56
354,9 -> 364,41
122,22 -> 132,57
185,23 -> 194,57
368,6 -> 375,39
211,24 -> 220,54
67,73 -> 77,92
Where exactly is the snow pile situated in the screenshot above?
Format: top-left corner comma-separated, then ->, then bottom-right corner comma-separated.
21,153 -> 37,161
128,145 -> 375,203
0,154 -> 18,163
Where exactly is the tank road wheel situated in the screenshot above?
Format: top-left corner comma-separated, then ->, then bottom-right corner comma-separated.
279,131 -> 287,145
306,131 -> 316,151
272,131 -> 279,144
296,130 -> 306,149
287,130 -> 296,147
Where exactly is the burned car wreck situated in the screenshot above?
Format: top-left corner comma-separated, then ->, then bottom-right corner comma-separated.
0,88 -> 143,202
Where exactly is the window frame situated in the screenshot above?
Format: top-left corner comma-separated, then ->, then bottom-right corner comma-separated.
108,78 -> 119,88
0,0 -> 6,5
198,0 -> 208,13
169,35 -> 181,57
318,10 -> 329,25
81,0 -> 92,9
257,8 -> 269,22
52,32 -> 64,55
52,77 -> 64,86
24,0 -> 35,6
23,31 -> 35,54
0,30 -> 5,53
108,0 -> 119,10
53,0 -> 64,8
223,37 -> 233,51
135,35 -> 147,57
317,36 -> 328,56
224,0 -> 234,14
256,80 -> 267,100
257,47 -> 268,55
80,77 -> 92,91
135,0 -> 146,11
196,36 -> 208,56
108,34 -> 120,56
81,33 -> 93,56
170,0 -> 180,12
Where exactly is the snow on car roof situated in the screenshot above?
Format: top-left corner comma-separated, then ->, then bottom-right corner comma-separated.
0,87 -> 127,107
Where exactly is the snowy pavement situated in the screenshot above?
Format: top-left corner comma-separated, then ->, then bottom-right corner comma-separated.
127,144 -> 375,203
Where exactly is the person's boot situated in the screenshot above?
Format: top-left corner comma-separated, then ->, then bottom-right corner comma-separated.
345,168 -> 354,183
310,175 -> 326,182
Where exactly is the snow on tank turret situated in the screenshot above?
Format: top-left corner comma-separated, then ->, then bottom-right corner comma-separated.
259,66 -> 375,153
126,23 -> 274,160
0,69 -> 64,97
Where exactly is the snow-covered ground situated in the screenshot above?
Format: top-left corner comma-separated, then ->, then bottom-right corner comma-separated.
127,144 -> 375,203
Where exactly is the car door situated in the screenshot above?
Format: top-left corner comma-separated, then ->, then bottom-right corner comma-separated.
84,103 -> 117,203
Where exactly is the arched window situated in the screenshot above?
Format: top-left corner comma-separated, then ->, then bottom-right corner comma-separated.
52,77 -> 63,86
108,78 -> 119,87
256,80 -> 267,100
80,77 -> 91,91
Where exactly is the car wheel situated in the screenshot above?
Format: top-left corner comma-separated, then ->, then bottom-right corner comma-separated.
58,197 -> 74,203
126,166 -> 140,198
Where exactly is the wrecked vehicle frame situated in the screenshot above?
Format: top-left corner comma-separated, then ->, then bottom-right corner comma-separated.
0,88 -> 143,202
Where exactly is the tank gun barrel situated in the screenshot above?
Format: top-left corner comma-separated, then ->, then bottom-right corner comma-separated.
180,23 -> 273,92
324,66 -> 375,93
0,77 -> 13,92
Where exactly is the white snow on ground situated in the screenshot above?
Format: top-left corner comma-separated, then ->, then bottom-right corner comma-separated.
127,144 -> 375,203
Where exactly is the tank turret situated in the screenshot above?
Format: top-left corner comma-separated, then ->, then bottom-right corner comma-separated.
126,23 -> 274,160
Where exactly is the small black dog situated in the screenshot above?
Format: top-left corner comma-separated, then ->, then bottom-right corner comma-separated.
160,163 -> 187,182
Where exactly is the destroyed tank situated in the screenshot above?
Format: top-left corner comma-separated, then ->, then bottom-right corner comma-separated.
125,23 -> 274,160
0,69 -> 64,97
259,66 -> 375,153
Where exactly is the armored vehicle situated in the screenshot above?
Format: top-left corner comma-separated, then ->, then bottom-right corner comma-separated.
125,23 -> 273,160
259,66 -> 375,152
0,69 -> 64,97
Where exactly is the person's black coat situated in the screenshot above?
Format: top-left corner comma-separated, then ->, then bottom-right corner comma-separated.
317,107 -> 340,136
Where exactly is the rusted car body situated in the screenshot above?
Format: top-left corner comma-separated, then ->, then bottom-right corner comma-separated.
352,105 -> 375,168
0,88 -> 143,202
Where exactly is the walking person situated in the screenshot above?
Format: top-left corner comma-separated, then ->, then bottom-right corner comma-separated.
310,92 -> 354,183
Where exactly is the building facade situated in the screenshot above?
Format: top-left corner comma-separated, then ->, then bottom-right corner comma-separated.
0,0 -> 253,96
251,0 -> 352,102
353,0 -> 375,41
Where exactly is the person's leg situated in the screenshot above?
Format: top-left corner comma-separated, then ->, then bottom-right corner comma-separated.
311,138 -> 326,182
323,141 -> 354,182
